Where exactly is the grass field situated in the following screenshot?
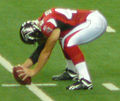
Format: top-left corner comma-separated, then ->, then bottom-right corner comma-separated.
0,0 -> 120,101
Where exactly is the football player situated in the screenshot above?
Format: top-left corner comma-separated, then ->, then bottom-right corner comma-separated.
18,8 -> 107,90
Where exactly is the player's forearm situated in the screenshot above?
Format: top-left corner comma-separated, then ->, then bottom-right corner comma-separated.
33,50 -> 50,74
22,58 -> 33,68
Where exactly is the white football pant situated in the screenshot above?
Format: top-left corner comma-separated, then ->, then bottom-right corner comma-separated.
61,10 -> 107,48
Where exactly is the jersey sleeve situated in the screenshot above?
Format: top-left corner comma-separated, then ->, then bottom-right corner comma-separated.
42,18 -> 58,37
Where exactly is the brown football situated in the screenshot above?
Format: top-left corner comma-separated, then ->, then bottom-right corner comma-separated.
13,66 -> 31,85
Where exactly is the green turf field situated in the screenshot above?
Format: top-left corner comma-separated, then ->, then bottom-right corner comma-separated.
0,0 -> 120,101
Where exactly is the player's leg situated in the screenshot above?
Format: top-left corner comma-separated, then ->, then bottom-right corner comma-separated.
63,45 -> 92,90
62,11 -> 107,90
60,42 -> 78,73
52,41 -> 78,81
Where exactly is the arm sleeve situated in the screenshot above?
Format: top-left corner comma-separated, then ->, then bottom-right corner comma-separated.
29,43 -> 45,64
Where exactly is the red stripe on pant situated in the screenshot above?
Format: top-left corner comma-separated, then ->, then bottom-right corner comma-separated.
64,46 -> 85,65
62,45 -> 85,65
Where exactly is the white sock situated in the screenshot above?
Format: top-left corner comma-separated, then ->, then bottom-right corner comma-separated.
75,61 -> 91,82
66,60 -> 77,73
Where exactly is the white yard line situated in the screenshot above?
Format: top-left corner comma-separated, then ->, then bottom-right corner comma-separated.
27,83 -> 54,101
1,83 -> 57,87
106,26 -> 116,33
102,83 -> 120,91
0,55 -> 54,101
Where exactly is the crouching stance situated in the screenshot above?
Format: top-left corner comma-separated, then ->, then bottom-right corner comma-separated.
18,8 -> 107,90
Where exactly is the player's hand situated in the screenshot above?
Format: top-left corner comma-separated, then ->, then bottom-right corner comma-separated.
17,67 -> 36,81
22,68 -> 35,80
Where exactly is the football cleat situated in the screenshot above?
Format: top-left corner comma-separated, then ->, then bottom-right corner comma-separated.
52,68 -> 78,81
66,78 -> 93,90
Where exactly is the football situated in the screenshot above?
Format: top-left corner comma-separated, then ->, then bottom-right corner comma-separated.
13,66 -> 31,85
